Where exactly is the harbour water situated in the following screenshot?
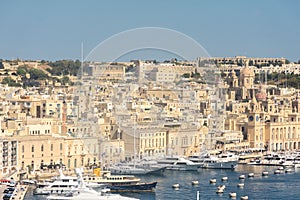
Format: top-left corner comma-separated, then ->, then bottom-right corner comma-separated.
25,165 -> 300,200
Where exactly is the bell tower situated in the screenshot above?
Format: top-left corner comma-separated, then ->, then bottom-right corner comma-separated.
247,96 -> 263,148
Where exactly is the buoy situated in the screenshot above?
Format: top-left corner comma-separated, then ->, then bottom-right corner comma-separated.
218,185 -> 226,190
248,173 -> 254,177
172,183 -> 180,188
192,180 -> 199,185
221,176 -> 228,181
216,188 -> 224,193
241,195 -> 248,200
274,169 -> 281,174
239,175 -> 245,179
285,168 -> 293,173
237,183 -> 244,188
229,192 -> 237,198
262,171 -> 269,176
210,178 -> 217,184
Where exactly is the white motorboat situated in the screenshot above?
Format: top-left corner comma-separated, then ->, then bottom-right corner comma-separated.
34,169 -> 108,195
46,169 -> 138,200
157,156 -> 203,171
47,192 -> 137,200
109,159 -> 166,175
293,155 -> 300,167
34,170 -> 80,195
47,186 -> 137,200
248,152 -> 295,167
109,164 -> 147,175
189,152 -> 239,169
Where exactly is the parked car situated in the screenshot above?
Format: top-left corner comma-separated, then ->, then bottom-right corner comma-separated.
3,187 -> 15,193
3,193 -> 13,200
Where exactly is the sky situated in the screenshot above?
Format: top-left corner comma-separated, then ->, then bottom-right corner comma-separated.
0,0 -> 299,62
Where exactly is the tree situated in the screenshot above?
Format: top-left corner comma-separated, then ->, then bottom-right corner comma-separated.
1,77 -> 21,87
47,60 -> 81,76
16,66 -> 27,76
29,68 -> 48,80
60,76 -> 73,85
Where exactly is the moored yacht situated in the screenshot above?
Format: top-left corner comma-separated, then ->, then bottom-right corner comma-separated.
248,152 -> 296,167
47,190 -> 137,200
83,169 -> 141,185
109,159 -> 166,175
46,169 -> 138,200
34,170 -> 80,195
189,152 -> 239,169
83,169 -> 157,192
157,156 -> 203,171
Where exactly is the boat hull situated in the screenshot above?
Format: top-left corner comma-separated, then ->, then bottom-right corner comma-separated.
201,161 -> 237,169
109,181 -> 157,192
166,164 -> 202,171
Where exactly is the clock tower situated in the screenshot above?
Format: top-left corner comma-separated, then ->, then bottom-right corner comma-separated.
247,96 -> 264,148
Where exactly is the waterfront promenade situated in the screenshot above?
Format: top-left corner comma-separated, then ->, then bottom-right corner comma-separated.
0,184 -> 28,200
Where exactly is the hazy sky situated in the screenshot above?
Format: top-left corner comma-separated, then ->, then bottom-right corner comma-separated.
0,0 -> 299,61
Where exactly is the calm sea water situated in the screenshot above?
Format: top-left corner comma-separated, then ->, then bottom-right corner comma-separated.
25,165 -> 300,200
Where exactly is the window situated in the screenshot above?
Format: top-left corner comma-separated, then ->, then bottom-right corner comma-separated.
22,145 -> 24,153
60,143 -> 63,151
31,160 -> 34,169
41,145 -> 44,152
32,145 -> 34,153
51,144 -> 53,151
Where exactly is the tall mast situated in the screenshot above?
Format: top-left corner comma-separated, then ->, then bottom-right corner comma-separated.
133,113 -> 136,168
81,42 -> 84,80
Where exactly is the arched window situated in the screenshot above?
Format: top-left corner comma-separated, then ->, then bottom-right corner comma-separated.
41,145 -> 44,152
32,145 -> 34,153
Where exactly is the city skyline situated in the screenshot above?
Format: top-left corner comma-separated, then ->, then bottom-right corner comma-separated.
0,0 -> 299,62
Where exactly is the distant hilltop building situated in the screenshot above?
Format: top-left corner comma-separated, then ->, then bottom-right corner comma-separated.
198,56 -> 300,75
135,60 -> 194,84
84,62 -> 126,81
197,56 -> 287,67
